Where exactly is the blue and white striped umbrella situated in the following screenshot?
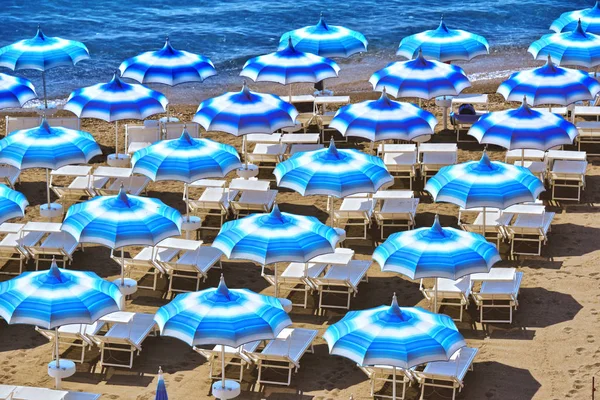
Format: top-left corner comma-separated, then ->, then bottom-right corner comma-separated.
497,57 -> 600,106
279,13 -> 368,58
155,275 -> 291,347
0,73 -> 36,109
373,215 -> 499,281
241,38 -> 340,85
212,205 -> 340,266
193,82 -> 298,136
330,89 -> 437,142
274,139 -> 393,198
529,20 -> 600,68
369,50 -> 471,100
469,98 -> 579,151
424,152 -> 545,210
551,2 -> 600,34
131,129 -> 241,183
323,294 -> 466,369
119,37 -> 217,86
155,367 -> 168,400
397,17 -> 489,62
0,184 -> 28,224
62,188 -> 182,250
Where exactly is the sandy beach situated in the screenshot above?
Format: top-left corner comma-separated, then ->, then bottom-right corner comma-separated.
0,71 -> 599,400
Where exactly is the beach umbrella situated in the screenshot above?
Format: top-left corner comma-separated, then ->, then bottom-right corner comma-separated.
329,89 -> 437,144
119,37 -> 217,120
155,367 -> 168,400
241,37 -> 340,100
0,260 -> 122,388
212,205 -> 340,296
274,139 -> 393,224
0,73 -> 37,109
369,49 -> 471,101
528,20 -> 600,68
551,2 -> 600,34
0,119 -> 101,214
468,97 -> 579,161
61,188 -> 182,291
279,12 -> 368,58
323,294 -> 465,399
64,73 -> 167,165
424,151 -> 545,236
497,56 -> 600,106
131,128 -> 242,219
155,275 -> 291,396
397,16 -> 489,62
0,27 -> 89,108
0,184 -> 28,224
373,215 -> 500,311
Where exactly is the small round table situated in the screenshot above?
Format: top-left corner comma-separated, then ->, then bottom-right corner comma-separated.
40,203 -> 63,220
237,164 -> 258,179
212,380 -> 241,399
112,277 -> 138,296
107,153 -> 131,167
181,216 -> 202,239
435,97 -> 453,131
48,359 -> 76,389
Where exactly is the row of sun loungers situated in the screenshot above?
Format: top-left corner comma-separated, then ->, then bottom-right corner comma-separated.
0,384 -> 99,400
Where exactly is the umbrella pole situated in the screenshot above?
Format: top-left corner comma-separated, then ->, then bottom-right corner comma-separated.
243,136 -> 248,169
274,263 -> 279,297
221,346 -> 226,389
289,84 -> 292,103
434,278 -> 438,313
185,183 -> 190,220
115,121 -> 119,156
42,71 -> 48,109
46,168 -> 51,208
328,196 -> 334,227
483,206 -> 487,243
392,366 -> 397,400
521,149 -> 525,165
55,327 -> 61,389
121,248 -> 125,285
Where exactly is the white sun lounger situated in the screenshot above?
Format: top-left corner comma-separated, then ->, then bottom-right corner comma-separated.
111,246 -> 178,291
288,144 -> 324,157
0,385 -> 16,400
576,121 -> 600,154
513,160 -> 546,182
229,179 -> 277,218
47,117 -> 81,131
0,385 -> 100,400
380,144 -> 418,190
264,261 -> 328,308
193,341 -> 261,382
21,223 -> 79,269
50,166 -> 108,204
505,212 -> 555,257
93,167 -> 150,196
420,276 -> 472,321
0,165 -> 20,188
187,180 -> 238,229
314,260 -> 371,311
472,271 -> 523,324
333,194 -> 376,240
36,321 -> 106,363
359,365 -> 414,400
125,124 -> 160,154
163,122 -> 200,139
249,328 -> 318,386
0,223 -> 43,275
549,160 -> 587,202
5,116 -> 40,135
374,198 -> 419,240
413,347 -> 478,400
92,312 -> 158,369
505,149 -> 546,164
246,143 -> 286,171
421,151 -> 457,184
459,209 -> 512,247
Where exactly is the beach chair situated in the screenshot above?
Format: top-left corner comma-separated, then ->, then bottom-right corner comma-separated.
193,341 -> 260,382
264,261 -> 327,308
374,198 -> 419,240
359,365 -> 414,400
249,328 -> 318,386
25,231 -> 79,270
575,121 -> 600,155
50,166 -> 108,205
513,160 -> 546,182
246,143 -> 286,172
0,385 -> 16,400
420,151 -> 457,184
472,272 -> 523,324
0,164 -> 20,188
420,277 -> 472,321
458,208 -> 512,247
5,116 -> 40,135
505,212 -> 555,257
504,149 -> 546,164
288,143 -> 324,157
92,312 -> 158,369
163,122 -> 200,139
333,194 -> 376,240
187,180 -> 238,230
413,347 -> 478,400
124,124 -> 160,154
314,260 -> 371,311
111,246 -> 178,291
229,179 -> 277,218
36,321 -> 105,363
379,144 -> 418,190
47,117 -> 81,130
549,160 -> 587,202
0,223 -> 42,275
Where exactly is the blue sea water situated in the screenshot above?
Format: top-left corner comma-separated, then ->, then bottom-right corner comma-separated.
0,0 -> 591,102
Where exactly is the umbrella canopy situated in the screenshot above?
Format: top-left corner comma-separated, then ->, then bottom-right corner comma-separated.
424,151 -> 544,209
155,367 -> 168,400
369,50 -> 471,99
119,37 -> 217,86
330,90 -> 437,142
0,73 -> 36,109
131,129 -> 241,183
373,215 -> 500,280
193,82 -> 298,136
497,56 -> 600,105
241,38 -> 340,85
468,98 -> 579,151
0,184 -> 28,224
529,20 -> 600,68
323,294 -> 465,369
397,16 -> 489,62
551,2 -> 600,34
279,13 -> 367,58
155,275 -> 291,348
0,260 -> 122,329
212,205 -> 340,266
274,139 -> 393,198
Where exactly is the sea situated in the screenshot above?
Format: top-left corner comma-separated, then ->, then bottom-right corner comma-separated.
0,0 -> 591,105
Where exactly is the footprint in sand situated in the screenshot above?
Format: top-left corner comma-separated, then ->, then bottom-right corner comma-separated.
108,396 -> 119,400
587,335 -> 595,343
563,327 -> 573,334
576,347 -> 585,355
174,374 -> 184,383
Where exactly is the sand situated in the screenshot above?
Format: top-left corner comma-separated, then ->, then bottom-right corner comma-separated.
0,76 -> 599,400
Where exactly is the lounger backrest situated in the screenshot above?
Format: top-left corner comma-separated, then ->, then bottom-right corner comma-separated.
6,116 -> 40,135
47,117 -> 81,130
257,328 -> 317,366
125,125 -> 160,146
164,123 -> 200,139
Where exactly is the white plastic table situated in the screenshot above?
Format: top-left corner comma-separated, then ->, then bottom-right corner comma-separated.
470,268 -> 516,282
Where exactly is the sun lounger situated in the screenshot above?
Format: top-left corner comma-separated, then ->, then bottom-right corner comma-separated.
264,261 -> 327,308
288,143 -> 324,157
249,328 -> 318,386
333,194 -> 376,240
513,160 -> 546,182
92,312 -> 157,369
47,117 -> 81,131
187,180 -> 238,230
421,151 -> 457,184
193,341 -> 261,382
505,149 -> 546,164
125,124 -> 160,154
0,223 -> 43,275
575,121 -> 600,155
0,385 -> 16,400
1,385 -> 100,400
549,160 -> 587,202
163,122 -> 199,139
420,277 -> 472,321
472,271 -> 523,324
413,347 -> 478,400
50,166 -> 108,205
229,179 -> 277,218
93,167 -> 150,196
458,208 -> 512,247
505,212 -> 555,257
5,116 -> 40,135
20,222 -> 78,269
111,246 -> 178,291
0,165 -> 20,188
246,143 -> 286,172
359,365 -> 414,400
314,260 -> 371,311
374,198 -> 419,240
36,321 -> 106,363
